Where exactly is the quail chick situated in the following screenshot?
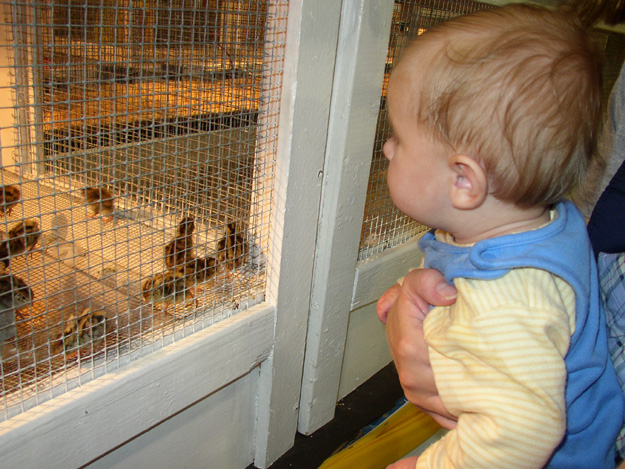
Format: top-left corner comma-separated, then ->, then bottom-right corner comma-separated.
82,187 -> 115,222
184,256 -> 218,284
10,219 -> 41,254
0,273 -> 34,318
164,215 -> 195,269
0,218 -> 42,268
0,185 -> 20,217
51,308 -> 107,357
216,222 -> 248,273
141,268 -> 195,314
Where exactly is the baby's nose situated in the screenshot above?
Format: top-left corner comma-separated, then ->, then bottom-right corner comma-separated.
382,138 -> 394,160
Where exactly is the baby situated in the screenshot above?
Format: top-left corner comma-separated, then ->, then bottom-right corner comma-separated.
380,4 -> 624,468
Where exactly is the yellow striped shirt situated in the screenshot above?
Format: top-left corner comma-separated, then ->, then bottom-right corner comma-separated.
417,266 -> 576,468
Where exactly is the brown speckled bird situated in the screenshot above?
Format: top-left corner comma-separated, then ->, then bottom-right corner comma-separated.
82,187 -> 115,222
0,185 -> 20,217
0,219 -> 42,269
141,268 -> 195,314
216,222 -> 248,273
51,308 -> 107,357
184,255 -> 218,284
164,215 -> 195,269
0,273 -> 34,318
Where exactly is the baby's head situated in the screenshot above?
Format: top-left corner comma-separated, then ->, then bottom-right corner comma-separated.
385,4 -> 603,210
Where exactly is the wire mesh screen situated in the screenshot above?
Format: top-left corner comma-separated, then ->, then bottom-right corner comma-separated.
0,0 -> 287,420
358,0 -> 625,261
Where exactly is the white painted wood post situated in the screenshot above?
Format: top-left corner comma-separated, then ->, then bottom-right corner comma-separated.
253,0 -> 345,466
298,0 -> 394,435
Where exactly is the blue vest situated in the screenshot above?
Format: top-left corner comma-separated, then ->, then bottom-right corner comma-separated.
418,200 -> 623,468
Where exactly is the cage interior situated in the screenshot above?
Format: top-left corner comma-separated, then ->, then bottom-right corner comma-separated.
0,0 -> 285,420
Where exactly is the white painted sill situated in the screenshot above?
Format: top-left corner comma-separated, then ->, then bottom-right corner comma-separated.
0,302 -> 275,468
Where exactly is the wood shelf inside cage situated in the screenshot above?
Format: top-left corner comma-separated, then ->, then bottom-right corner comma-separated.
40,49 -> 262,142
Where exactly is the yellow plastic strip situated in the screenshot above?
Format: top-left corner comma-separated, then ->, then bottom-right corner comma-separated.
319,403 -> 442,468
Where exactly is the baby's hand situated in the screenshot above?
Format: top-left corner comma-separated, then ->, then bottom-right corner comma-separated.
387,455 -> 419,469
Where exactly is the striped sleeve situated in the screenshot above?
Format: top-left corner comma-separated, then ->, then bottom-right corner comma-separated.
416,268 -> 575,468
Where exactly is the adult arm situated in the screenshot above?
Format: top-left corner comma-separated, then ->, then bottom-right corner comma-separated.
377,268 -> 458,429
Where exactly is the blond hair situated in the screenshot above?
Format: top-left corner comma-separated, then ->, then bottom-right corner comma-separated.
398,4 -> 603,207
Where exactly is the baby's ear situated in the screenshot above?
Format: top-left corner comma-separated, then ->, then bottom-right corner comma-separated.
448,154 -> 488,210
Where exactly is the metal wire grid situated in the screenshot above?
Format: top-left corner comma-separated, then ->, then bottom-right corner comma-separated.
0,0 -> 286,420
358,0 -> 493,261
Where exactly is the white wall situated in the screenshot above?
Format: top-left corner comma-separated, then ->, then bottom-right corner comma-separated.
89,370 -> 259,469
339,302 -> 393,400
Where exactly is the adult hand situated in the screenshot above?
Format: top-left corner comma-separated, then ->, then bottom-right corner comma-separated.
377,268 -> 458,429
